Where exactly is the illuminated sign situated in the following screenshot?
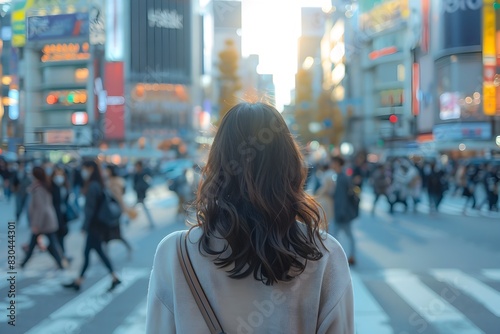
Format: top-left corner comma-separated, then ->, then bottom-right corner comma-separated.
148,9 -> 183,29
483,0 -> 496,115
45,90 -> 88,106
11,0 -> 35,47
360,0 -> 409,34
72,112 -> 88,125
27,13 -> 89,41
41,43 -> 90,63
369,46 -> 398,60
44,129 -> 74,144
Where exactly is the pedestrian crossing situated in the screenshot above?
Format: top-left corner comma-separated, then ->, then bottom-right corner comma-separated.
362,191 -> 500,218
1,267 -> 499,334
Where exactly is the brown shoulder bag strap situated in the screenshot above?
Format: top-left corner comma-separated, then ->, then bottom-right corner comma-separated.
177,232 -> 226,334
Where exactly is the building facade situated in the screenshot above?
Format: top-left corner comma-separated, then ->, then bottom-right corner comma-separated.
13,0 -> 202,155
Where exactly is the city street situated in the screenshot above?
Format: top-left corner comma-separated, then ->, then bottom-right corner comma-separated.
0,186 -> 499,334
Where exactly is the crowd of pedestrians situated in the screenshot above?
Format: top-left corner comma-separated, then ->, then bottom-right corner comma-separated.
308,153 -> 500,266
0,155 -> 164,292
311,155 -> 500,219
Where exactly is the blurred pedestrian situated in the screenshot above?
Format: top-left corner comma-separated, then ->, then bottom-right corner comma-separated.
0,158 -> 13,201
351,154 -> 366,190
330,156 -> 357,265
20,167 -> 66,270
476,163 -> 499,212
461,165 -> 478,213
51,165 -> 72,262
314,163 -> 335,230
427,162 -> 446,213
71,161 -> 84,216
11,161 -> 31,223
405,160 -> 422,212
62,160 -> 121,292
168,168 -> 191,217
370,163 -> 390,215
146,102 -> 353,333
388,160 -> 409,213
133,160 -> 155,228
104,164 -> 133,260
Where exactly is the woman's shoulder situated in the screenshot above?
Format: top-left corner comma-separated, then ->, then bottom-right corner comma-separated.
154,229 -> 201,261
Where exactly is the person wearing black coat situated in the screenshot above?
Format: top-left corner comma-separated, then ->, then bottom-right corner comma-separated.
51,165 -> 71,259
62,160 -> 121,292
427,162 -> 446,213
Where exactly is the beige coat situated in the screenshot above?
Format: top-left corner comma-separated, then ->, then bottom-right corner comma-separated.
315,170 -> 335,229
28,182 -> 58,234
107,176 -> 126,210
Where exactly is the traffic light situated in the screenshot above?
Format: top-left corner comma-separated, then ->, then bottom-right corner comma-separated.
46,91 -> 87,106
46,94 -> 58,105
494,1 -> 500,9
389,114 -> 398,124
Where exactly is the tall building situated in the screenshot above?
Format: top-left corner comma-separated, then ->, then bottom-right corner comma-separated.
337,0 -> 500,157
428,0 -> 499,156
13,0 -> 202,155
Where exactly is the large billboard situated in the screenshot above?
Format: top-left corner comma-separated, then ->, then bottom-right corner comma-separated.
104,62 -> 125,140
359,0 -> 409,34
27,13 -> 89,41
441,0 -> 481,50
130,0 -> 192,84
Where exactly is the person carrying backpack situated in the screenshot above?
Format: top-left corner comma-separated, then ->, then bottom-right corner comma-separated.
62,159 -> 121,292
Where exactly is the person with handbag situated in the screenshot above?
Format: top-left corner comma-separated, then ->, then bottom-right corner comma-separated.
103,164 -> 133,260
20,166 -> 66,270
146,102 -> 354,334
62,160 -> 121,292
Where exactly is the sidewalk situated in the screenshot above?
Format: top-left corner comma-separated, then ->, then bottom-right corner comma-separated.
0,183 -> 180,276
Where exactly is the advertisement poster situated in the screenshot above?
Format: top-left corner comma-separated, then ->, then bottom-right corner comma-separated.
27,13 -> 89,41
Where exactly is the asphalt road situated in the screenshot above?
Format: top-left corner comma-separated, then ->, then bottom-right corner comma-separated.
0,186 -> 499,334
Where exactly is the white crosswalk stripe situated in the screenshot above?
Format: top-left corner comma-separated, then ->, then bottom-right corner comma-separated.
482,269 -> 500,281
25,268 -> 149,334
383,269 -> 485,334
351,271 -> 393,334
113,298 -> 148,334
4,267 -> 500,334
431,269 -> 500,317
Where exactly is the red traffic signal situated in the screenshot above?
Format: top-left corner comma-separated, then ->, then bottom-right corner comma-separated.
389,114 -> 398,124
46,94 -> 58,105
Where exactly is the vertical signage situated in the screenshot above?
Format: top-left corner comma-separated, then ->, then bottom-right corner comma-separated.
104,62 -> 125,139
130,0 -> 192,84
11,0 -> 35,47
89,1 -> 106,45
106,0 -> 124,61
412,63 -> 420,116
421,0 -> 430,53
483,0 -> 496,116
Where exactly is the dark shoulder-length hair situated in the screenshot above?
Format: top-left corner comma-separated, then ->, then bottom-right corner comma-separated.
32,166 -> 51,192
193,102 -> 325,286
82,159 -> 104,193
